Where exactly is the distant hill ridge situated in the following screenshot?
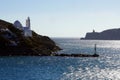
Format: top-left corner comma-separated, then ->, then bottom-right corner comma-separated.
0,19 -> 61,56
81,28 -> 120,40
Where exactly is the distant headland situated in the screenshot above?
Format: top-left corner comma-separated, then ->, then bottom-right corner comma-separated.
81,28 -> 120,40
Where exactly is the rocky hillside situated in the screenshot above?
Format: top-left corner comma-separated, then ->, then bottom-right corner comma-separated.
0,19 -> 61,56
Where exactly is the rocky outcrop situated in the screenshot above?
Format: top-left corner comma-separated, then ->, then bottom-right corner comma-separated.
0,19 -> 61,56
81,28 -> 120,40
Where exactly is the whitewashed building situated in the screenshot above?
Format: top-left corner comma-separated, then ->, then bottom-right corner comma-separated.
14,17 -> 32,37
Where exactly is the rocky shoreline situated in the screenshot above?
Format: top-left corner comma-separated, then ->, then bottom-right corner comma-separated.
0,19 -> 61,56
54,53 -> 99,57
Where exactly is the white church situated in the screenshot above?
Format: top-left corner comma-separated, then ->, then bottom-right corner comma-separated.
14,17 -> 32,37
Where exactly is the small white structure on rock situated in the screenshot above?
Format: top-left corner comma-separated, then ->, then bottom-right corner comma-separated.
14,17 -> 32,37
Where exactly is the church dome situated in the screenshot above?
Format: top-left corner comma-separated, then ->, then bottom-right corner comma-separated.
14,20 -> 23,30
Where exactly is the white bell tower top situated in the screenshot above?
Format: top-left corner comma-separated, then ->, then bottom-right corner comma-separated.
26,17 -> 30,29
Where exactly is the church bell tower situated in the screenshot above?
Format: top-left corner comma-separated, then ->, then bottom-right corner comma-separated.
26,17 -> 30,29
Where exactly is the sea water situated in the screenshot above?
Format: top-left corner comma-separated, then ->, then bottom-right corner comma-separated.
0,38 -> 120,80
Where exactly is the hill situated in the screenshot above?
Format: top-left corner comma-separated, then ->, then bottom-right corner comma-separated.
0,19 -> 61,56
81,28 -> 120,40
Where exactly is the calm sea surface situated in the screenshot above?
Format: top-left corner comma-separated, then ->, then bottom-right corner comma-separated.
0,38 -> 120,80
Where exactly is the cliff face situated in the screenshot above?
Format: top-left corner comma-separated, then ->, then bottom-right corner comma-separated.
81,28 -> 120,40
0,19 -> 61,56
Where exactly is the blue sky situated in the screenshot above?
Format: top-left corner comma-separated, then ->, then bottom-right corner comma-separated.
1,0 -> 120,37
